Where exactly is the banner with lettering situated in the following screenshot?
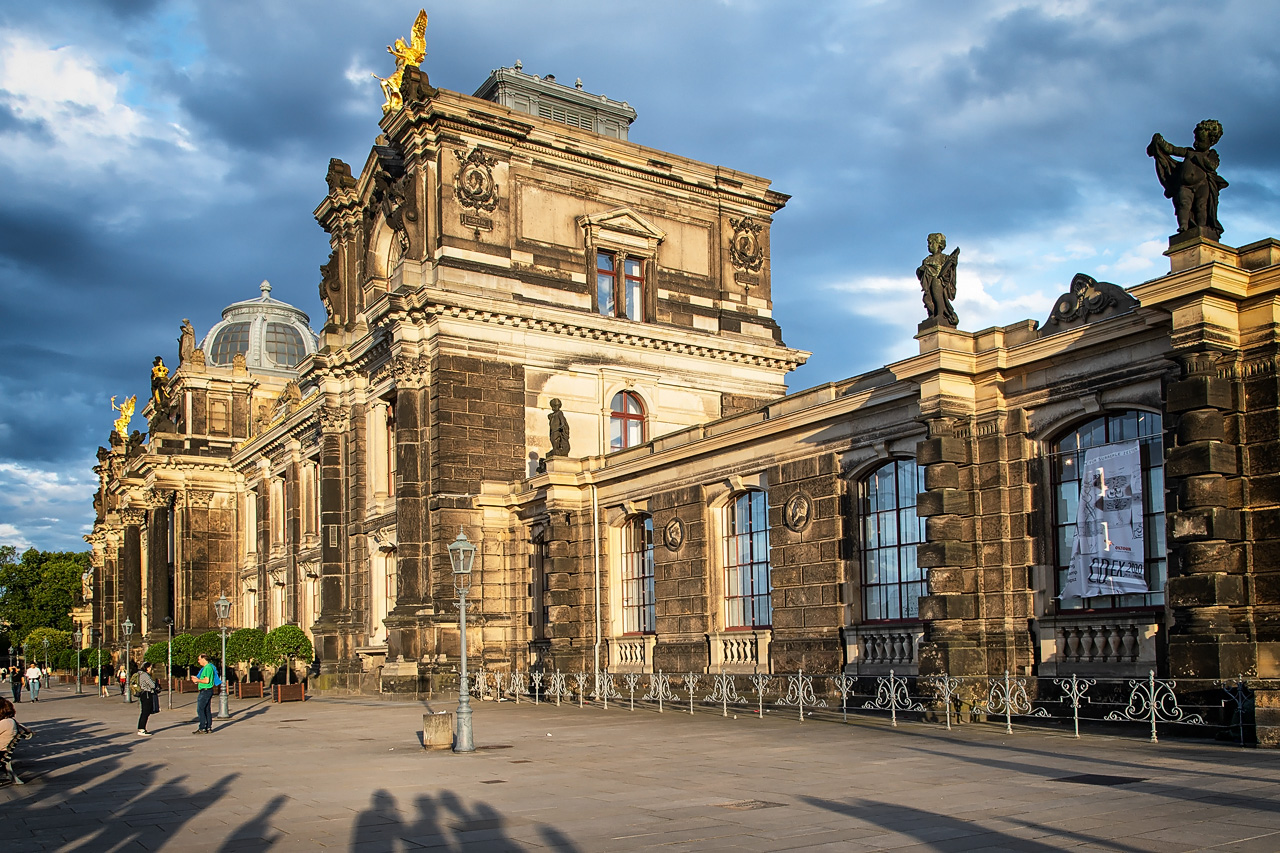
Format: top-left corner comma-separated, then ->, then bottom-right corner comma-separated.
1061,440 -> 1148,599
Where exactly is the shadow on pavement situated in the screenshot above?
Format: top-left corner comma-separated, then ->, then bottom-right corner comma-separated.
351,787 -> 581,851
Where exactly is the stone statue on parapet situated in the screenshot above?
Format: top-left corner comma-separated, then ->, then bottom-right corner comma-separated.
917,232 -> 960,327
547,398 -> 570,458
179,319 -> 196,364
1147,119 -> 1228,241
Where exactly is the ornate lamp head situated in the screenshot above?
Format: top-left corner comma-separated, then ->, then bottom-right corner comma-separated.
448,528 -> 477,593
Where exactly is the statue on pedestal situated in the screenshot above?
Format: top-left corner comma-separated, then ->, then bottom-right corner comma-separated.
179,319 -> 196,364
1147,119 -> 1227,241
536,399 -> 570,474
150,357 -> 169,411
917,233 -> 960,327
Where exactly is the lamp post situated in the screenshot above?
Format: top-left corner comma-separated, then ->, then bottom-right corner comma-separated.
164,616 -> 174,710
448,528 -> 477,753
74,631 -> 83,695
122,618 -> 134,703
42,637 -> 50,689
215,594 -> 231,719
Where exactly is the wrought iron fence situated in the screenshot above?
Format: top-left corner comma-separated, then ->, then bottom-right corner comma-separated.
466,666 -> 1269,746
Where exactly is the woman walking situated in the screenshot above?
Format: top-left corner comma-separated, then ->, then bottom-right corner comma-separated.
134,662 -> 158,736
7,667 -> 21,703
98,661 -> 112,698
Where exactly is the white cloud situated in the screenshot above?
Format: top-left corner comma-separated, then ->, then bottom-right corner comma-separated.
0,460 -> 96,552
0,32 -> 228,190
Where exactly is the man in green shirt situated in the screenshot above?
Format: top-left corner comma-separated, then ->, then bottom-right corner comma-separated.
191,653 -> 217,733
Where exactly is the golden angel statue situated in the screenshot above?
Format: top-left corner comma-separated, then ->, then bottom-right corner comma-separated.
373,10 -> 428,114
111,394 -> 136,440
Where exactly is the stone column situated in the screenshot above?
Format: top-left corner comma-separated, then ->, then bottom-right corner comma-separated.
1165,350 -> 1248,678
146,495 -> 172,640
915,419 -> 985,676
314,405 -> 350,669
120,509 -> 145,640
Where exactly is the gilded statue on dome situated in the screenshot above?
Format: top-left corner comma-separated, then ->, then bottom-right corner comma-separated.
373,10 -> 428,114
111,394 -> 136,441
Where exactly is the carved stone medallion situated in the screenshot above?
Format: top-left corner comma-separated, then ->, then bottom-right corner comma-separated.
728,217 -> 765,273
663,517 -> 685,551
784,492 -> 811,533
455,147 -> 499,213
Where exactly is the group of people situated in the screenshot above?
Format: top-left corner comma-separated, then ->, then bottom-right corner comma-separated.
124,653 -> 220,736
6,664 -> 47,703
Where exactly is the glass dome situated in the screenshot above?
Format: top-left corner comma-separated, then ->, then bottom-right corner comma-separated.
200,281 -> 318,375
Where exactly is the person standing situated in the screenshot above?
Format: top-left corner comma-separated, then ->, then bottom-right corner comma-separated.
117,663 -> 127,696
191,653 -> 216,734
98,661 -> 112,698
24,663 -> 41,702
7,667 -> 21,703
134,662 -> 158,736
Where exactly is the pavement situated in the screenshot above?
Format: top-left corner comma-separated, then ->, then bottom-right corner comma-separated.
3,679 -> 1280,852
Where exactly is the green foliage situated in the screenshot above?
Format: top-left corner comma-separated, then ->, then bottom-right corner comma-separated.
193,630 -> 222,660
144,640 -> 169,665
169,633 -> 197,667
263,625 -> 313,664
23,627 -> 71,661
81,647 -> 110,669
227,628 -> 265,664
0,547 -> 89,643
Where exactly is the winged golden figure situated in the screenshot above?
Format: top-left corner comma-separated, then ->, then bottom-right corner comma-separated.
111,394 -> 136,440
373,10 -> 428,114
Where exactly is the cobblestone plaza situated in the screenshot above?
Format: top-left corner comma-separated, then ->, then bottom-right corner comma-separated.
5,683 -> 1280,851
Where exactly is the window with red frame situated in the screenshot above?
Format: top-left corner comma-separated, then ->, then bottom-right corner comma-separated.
596,250 -> 645,321
609,391 -> 646,451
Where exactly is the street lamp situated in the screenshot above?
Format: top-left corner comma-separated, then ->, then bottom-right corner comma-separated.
122,618 -> 134,704
164,616 -> 174,710
42,637 -> 50,688
214,594 -> 231,719
448,527 -> 477,753
74,631 -> 83,695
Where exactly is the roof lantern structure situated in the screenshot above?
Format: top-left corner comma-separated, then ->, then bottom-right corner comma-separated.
199,280 -> 318,376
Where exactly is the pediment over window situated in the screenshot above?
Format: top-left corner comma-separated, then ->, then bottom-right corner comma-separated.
578,207 -> 666,252
1041,273 -> 1139,336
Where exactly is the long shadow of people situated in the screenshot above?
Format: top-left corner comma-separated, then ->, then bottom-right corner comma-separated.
217,793 -> 288,851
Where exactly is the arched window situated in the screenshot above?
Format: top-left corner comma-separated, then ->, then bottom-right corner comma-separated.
1052,410 -> 1165,609
265,323 -> 306,367
209,322 -> 250,365
620,515 -> 655,634
860,459 -> 926,622
609,391 -> 646,451
724,490 -> 771,629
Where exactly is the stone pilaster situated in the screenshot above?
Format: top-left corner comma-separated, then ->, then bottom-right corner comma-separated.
1165,350 -> 1250,678
120,509 -> 144,640
146,497 -> 172,640
314,405 -> 350,670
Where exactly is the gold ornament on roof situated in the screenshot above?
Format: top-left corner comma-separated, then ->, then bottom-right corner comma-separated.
111,395 -> 136,440
373,10 -> 428,114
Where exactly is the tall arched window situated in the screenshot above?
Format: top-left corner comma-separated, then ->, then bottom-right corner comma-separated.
620,515 -> 655,634
860,459 -> 926,622
1053,410 -> 1165,609
609,391 -> 646,451
724,490 -> 771,629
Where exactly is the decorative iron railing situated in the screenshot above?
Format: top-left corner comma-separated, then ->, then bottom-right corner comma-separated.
469,667 -> 1267,747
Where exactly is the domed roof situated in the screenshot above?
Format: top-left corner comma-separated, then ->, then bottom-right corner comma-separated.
199,280 -> 318,375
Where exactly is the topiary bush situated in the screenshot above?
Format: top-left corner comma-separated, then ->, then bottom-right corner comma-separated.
227,628 -> 265,666
169,633 -> 197,668
193,630 -> 222,661
144,640 -> 169,666
263,625 -> 313,665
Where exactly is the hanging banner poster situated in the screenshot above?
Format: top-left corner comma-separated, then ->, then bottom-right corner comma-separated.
1061,439 -> 1148,599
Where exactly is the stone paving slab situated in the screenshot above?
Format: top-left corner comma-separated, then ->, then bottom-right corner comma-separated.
3,681 -> 1279,851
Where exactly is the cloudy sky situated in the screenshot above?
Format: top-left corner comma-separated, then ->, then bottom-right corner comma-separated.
2,0 -> 1277,552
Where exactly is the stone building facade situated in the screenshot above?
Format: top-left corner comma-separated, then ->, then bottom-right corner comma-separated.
86,47 -> 1280,737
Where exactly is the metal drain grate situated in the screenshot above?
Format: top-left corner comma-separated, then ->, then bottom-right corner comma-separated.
715,800 -> 786,811
1057,774 -> 1146,786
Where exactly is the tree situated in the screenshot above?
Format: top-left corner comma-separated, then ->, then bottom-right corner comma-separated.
0,547 -> 89,644
144,640 -> 169,666
23,627 -> 71,667
263,625 -> 313,665
170,633 -> 197,668
193,630 -> 222,661
227,628 -> 265,665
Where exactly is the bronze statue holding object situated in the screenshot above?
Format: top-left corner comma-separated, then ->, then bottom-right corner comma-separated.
1148,119 -> 1228,241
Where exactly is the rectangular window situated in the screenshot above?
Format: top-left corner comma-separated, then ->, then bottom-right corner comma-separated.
724,491 -> 771,628
860,460 -> 926,621
596,251 -> 645,321
621,516 -> 656,634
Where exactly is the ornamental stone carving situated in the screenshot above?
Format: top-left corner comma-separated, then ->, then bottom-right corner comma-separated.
454,147 -> 500,213
187,490 -> 214,508
120,509 -> 146,526
320,406 -> 350,434
784,492 -> 811,533
728,217 -> 765,273
1042,273 -> 1139,335
663,517 -> 685,551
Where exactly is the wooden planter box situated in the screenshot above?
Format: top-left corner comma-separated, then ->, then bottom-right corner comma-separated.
175,679 -> 199,694
274,683 -> 305,703
238,682 -> 264,699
